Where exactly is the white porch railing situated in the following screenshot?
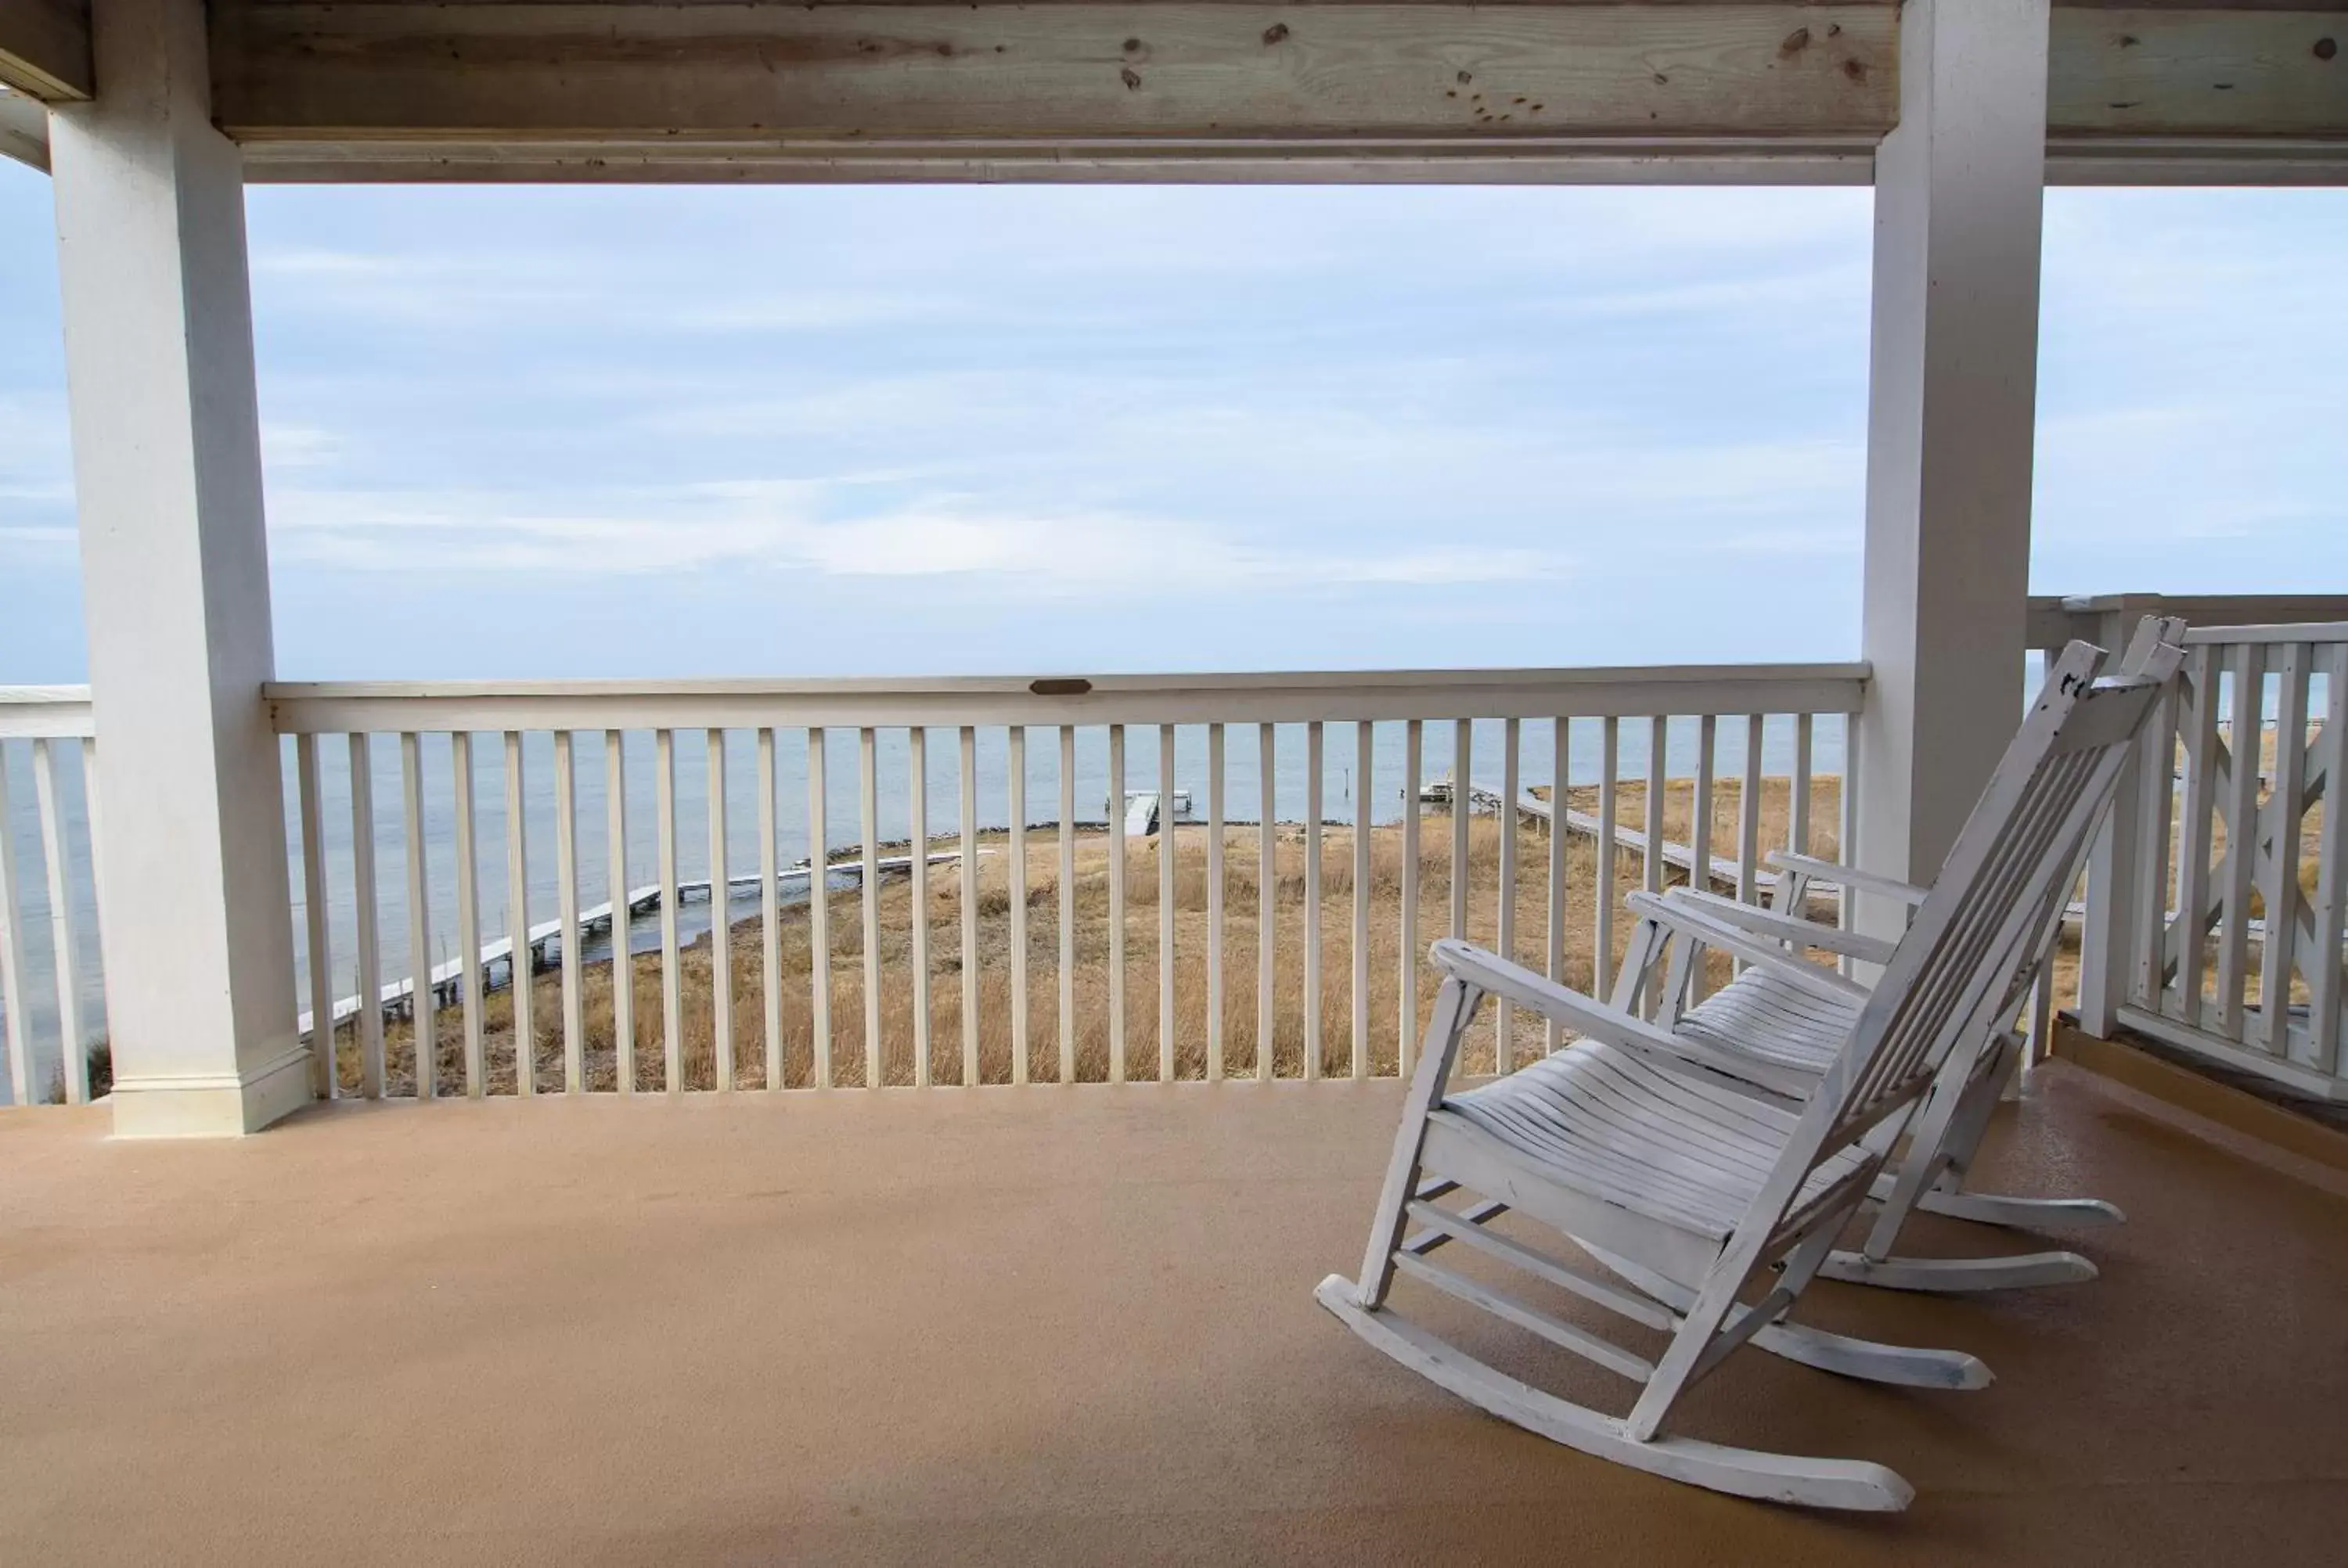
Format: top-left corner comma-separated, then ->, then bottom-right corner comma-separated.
0,687 -> 103,1107
264,665 -> 1864,1099
2055,598 -> 2348,1102
23,608 -> 2348,1114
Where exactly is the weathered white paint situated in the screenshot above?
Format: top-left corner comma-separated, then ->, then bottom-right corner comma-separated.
1317,649 -> 2165,1505
267,664 -> 1869,733
1856,0 -> 2051,920
49,0 -> 307,1136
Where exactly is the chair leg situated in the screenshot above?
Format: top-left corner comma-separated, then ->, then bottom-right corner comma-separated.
1621,1243 -> 1752,1443
1353,978 -> 1478,1310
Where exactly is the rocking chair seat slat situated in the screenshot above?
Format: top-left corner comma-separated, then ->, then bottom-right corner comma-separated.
1674,967 -> 1860,1077
1442,1044 -> 1871,1243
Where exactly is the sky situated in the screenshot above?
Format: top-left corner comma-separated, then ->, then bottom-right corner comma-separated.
0,169 -> 2341,682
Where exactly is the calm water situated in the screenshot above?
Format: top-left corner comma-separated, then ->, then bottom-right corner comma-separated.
4,711 -> 1849,1102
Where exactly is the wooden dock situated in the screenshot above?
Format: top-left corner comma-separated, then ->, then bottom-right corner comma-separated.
1420,775 -> 1771,894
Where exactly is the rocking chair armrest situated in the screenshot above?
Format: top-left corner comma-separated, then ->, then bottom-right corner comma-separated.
1625,893 -> 1879,1019
1651,887 -> 1898,971
1764,851 -> 1931,908
1427,939 -> 1820,1102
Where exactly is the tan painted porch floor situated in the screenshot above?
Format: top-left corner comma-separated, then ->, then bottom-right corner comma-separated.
3,1063 -> 2346,1564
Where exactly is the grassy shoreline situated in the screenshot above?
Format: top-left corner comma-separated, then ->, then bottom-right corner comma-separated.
339,777 -> 1865,1096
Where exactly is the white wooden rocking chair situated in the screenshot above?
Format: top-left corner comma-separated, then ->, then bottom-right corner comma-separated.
1316,638 -> 2181,1509
1606,617 -> 2186,1294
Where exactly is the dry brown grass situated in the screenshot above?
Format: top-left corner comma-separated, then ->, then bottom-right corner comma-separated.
339,777 -> 1842,1095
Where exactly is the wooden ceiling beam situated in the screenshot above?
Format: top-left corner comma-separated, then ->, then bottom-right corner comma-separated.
196,2 -> 2348,185
0,0 -> 92,101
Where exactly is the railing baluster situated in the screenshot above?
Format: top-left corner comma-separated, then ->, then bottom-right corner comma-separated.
0,743 -> 31,1106
31,740 -> 84,1103
1547,717 -> 1568,1053
2130,686 -> 2176,1012
1450,720 -> 1471,944
1792,712 -> 1815,862
2309,646 -> 2348,1076
1737,714 -> 1763,910
607,730 -> 634,1092
1595,717 -> 1619,996
354,734 -> 384,1098
2258,646 -> 2308,1059
557,730 -> 585,1092
1108,723 -> 1127,1084
2175,647 -> 2217,1027
1258,721 -> 1276,1081
961,725 -> 980,1088
1207,721 -> 1226,1082
758,727 -> 780,1089
450,732 -> 483,1096
909,726 -> 931,1088
1496,717 -> 1520,1068
1057,725 -> 1075,1084
807,728 -> 831,1089
1305,721 -> 1323,1081
1352,720 -> 1372,1080
1644,716 -> 1667,900
1399,718 -> 1421,1074
1008,726 -> 1030,1085
1160,723 -> 1178,1081
297,733 -> 337,1099
1835,716 -> 1860,976
399,732 -> 432,1100
859,726 -> 880,1088
74,740 -> 106,1070
704,728 -> 731,1091
2217,642 -> 2263,1039
499,731 -> 528,1098
657,728 -> 682,1092
1689,715 -> 1716,1002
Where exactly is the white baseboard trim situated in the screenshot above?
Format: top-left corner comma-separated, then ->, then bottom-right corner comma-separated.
108,1041 -> 317,1138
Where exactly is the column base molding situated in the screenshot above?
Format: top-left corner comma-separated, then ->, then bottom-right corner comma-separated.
108,1041 -> 316,1138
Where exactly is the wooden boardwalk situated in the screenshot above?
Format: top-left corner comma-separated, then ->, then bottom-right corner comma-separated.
1421,775 -> 1771,894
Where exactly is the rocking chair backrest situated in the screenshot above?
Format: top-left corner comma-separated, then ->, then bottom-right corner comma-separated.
1968,617 -> 2191,1044
1816,635 -> 2187,1146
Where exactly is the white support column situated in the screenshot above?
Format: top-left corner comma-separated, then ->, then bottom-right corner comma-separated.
1856,0 -> 2051,916
49,0 -> 308,1135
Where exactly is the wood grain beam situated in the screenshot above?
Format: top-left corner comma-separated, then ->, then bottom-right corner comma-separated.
203,2 -> 2348,185
0,85 -> 47,169
2049,9 -> 2348,184
0,0 -> 92,100
213,2 -> 1900,178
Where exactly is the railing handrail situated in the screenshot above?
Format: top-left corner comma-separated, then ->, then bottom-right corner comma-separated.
2028,593 -> 2348,651
0,686 -> 95,739
265,661 -> 1871,733
2177,622 -> 2348,647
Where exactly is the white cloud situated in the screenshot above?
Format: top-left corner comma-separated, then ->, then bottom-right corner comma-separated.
262,477 -> 1583,594
261,422 -> 344,469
